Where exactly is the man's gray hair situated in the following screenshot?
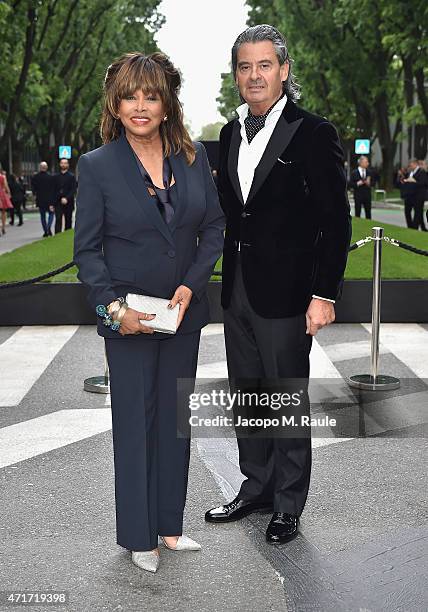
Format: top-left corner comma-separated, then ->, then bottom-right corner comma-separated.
231,24 -> 301,102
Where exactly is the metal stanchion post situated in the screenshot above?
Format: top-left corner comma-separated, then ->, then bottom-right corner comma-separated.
84,347 -> 110,394
348,226 -> 400,391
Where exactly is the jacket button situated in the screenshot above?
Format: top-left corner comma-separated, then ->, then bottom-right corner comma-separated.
167,249 -> 176,258
241,212 -> 247,218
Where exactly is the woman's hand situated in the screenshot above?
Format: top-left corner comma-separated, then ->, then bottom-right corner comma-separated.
168,285 -> 193,328
118,308 -> 156,336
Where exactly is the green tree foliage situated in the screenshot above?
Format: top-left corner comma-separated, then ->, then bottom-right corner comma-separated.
0,0 -> 163,171
216,71 -> 241,122
197,121 -> 226,141
217,0 -> 428,188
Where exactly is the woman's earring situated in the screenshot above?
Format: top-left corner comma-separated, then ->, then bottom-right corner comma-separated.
163,115 -> 168,121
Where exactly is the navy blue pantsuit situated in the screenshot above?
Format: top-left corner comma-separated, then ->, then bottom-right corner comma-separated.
105,330 -> 200,551
73,130 -> 225,551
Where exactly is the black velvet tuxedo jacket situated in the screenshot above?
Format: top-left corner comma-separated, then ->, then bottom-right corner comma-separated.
73,131 -> 225,338
218,99 -> 352,318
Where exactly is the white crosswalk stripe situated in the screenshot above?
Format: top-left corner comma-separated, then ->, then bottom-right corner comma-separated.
0,409 -> 111,468
363,323 -> 428,379
321,340 -> 388,362
0,326 -> 79,407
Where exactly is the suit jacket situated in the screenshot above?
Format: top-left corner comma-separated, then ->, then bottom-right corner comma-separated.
73,130 -> 225,338
54,170 -> 77,206
412,167 -> 428,202
8,175 -> 26,205
31,171 -> 55,209
218,99 -> 352,318
349,168 -> 373,202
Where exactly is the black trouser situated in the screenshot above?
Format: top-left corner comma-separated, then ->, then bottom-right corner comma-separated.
404,197 -> 416,228
354,196 -> 372,219
404,196 -> 426,229
105,330 -> 200,551
223,256 -> 313,516
54,202 -> 74,233
9,201 -> 23,225
413,198 -> 427,230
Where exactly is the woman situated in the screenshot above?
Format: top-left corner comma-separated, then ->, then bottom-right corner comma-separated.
0,169 -> 13,235
73,52 -> 225,573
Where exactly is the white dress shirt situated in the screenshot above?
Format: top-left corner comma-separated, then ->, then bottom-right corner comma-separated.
358,167 -> 367,179
235,95 -> 335,304
236,94 -> 288,203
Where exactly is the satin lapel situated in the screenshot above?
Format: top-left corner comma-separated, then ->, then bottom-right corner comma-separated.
227,120 -> 244,205
245,115 -> 303,206
167,151 -> 187,233
113,132 -> 174,246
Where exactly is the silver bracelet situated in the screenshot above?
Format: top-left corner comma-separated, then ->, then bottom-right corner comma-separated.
115,303 -> 129,323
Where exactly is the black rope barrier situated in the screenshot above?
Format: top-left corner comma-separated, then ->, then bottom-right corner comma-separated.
383,237 -> 428,257
0,261 -> 76,289
0,235 -> 426,287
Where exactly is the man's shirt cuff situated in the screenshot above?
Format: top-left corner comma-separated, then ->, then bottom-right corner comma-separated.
312,294 -> 336,304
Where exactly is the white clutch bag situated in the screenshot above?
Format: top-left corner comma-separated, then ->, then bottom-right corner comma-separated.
126,293 -> 179,334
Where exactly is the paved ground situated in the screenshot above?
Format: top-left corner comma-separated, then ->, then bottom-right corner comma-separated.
0,322 -> 427,612
0,210 -> 48,256
351,200 -> 427,230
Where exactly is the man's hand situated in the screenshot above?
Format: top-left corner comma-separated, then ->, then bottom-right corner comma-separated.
305,298 -> 335,336
61,197 -> 67,205
118,308 -> 155,336
168,285 -> 193,328
49,205 -> 55,212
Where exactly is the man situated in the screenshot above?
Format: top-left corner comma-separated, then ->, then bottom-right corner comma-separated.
54,158 -> 77,233
417,160 -> 428,229
401,159 -> 427,231
31,161 -> 55,237
349,155 -> 373,219
205,25 -> 351,544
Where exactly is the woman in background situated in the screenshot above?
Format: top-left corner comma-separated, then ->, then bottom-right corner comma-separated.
0,168 -> 13,235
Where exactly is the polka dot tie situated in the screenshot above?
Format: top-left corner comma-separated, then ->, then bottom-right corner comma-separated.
244,94 -> 284,144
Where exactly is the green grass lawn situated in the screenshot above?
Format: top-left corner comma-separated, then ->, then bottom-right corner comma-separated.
0,218 -> 426,284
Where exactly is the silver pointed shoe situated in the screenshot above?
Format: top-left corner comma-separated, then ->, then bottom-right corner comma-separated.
159,535 -> 201,551
131,550 -> 160,573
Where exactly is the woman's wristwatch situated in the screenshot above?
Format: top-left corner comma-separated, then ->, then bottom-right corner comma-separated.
96,297 -> 127,331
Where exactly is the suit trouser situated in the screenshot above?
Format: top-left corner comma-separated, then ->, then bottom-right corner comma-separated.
404,197 -> 417,228
10,202 -> 23,225
413,198 -> 427,230
105,330 -> 200,551
54,202 -> 73,233
223,256 -> 313,516
354,197 -> 371,219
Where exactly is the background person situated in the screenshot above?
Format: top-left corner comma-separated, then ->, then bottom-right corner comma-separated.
0,167 -> 13,236
399,159 -> 427,230
31,161 -> 56,237
54,158 -> 77,233
73,51 -> 225,574
349,155 -> 373,219
8,172 -> 25,226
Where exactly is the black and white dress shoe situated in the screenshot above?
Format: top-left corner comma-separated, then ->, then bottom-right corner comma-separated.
266,512 -> 300,544
205,496 -> 273,523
